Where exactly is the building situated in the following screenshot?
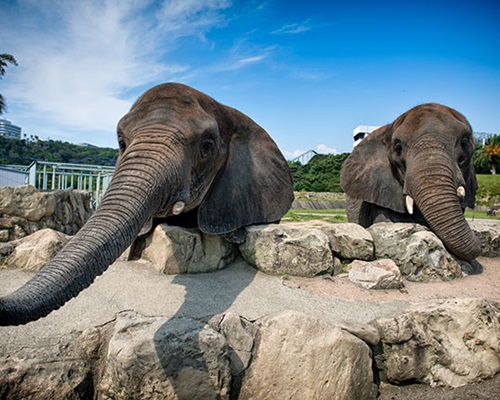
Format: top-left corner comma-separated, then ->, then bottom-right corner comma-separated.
0,119 -> 22,139
0,165 -> 29,187
352,125 -> 379,147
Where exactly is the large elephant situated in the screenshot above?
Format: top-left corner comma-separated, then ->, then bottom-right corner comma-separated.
0,83 -> 294,325
340,103 -> 481,261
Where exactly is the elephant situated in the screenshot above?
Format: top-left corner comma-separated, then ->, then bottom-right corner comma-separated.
0,83 -> 294,325
340,103 -> 481,261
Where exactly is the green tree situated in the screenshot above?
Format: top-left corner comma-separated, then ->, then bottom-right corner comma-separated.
474,135 -> 500,175
288,153 -> 350,192
0,135 -> 119,166
0,53 -> 18,114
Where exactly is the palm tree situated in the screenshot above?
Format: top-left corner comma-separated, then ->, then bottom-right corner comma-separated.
0,53 -> 18,115
482,135 -> 500,174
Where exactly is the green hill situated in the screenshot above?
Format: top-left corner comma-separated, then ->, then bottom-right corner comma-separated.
0,136 -> 119,166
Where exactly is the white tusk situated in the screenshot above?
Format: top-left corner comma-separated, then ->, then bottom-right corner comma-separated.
405,195 -> 414,215
172,201 -> 185,215
457,186 -> 466,199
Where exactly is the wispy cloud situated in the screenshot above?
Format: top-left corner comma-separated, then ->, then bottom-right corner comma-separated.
272,20 -> 312,35
0,0 -> 231,145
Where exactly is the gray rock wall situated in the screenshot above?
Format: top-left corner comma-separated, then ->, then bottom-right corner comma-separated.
0,185 -> 93,241
1,302 -> 498,398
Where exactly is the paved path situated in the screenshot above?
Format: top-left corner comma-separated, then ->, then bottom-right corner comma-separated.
0,259 -> 409,351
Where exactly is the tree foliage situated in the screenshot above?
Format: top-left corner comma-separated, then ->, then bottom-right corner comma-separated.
0,53 -> 18,114
288,153 -> 349,192
0,136 -> 119,166
474,135 -> 500,175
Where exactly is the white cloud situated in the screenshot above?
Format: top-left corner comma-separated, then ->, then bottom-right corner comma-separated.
316,144 -> 338,154
283,144 -> 337,161
0,0 -> 231,145
272,20 -> 312,35
282,149 -> 307,160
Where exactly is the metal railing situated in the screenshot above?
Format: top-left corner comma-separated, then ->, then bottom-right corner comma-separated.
27,161 -> 115,208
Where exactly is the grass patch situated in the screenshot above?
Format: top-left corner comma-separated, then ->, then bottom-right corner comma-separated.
284,207 -> 499,223
283,209 -> 348,223
476,174 -> 500,206
465,209 -> 500,220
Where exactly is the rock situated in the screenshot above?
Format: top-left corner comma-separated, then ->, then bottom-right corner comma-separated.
0,186 -> 93,240
348,259 -> 403,289
338,320 -> 381,346
319,222 -> 375,260
238,310 -> 378,400
97,311 -> 232,400
469,219 -> 500,257
8,228 -> 71,271
239,224 -> 334,277
0,242 -> 14,257
0,331 -> 93,400
0,185 -> 56,221
368,223 -> 462,282
139,224 -> 236,274
215,312 -> 254,376
374,298 -> 500,388
0,229 -> 8,242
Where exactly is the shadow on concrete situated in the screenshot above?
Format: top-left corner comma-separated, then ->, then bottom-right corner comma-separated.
153,260 -> 256,399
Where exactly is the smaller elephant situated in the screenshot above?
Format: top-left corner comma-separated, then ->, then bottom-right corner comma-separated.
0,83 -> 294,325
340,103 -> 481,261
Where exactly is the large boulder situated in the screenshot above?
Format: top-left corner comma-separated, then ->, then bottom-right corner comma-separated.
239,224 -> 335,277
469,219 -> 500,257
7,228 -> 71,271
374,298 -> 500,388
368,223 -> 463,281
0,185 -> 56,222
0,330 -> 94,400
97,311 -> 232,400
317,222 -> 375,260
238,310 -> 378,400
140,224 -> 237,274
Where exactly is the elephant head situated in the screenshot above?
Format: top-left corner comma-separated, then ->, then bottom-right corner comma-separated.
0,83 -> 294,325
341,103 -> 481,261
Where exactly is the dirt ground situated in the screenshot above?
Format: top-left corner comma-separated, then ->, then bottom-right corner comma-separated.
283,257 -> 500,303
283,256 -> 500,400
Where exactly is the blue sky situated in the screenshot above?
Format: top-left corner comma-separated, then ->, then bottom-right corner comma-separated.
1,0 -> 499,157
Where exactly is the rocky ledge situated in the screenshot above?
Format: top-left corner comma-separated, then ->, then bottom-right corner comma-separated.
1,217 -> 499,399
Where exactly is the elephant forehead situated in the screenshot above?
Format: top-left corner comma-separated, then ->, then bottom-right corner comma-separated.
396,106 -> 471,137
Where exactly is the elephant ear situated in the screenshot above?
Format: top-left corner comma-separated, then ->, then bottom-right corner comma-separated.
462,159 -> 477,209
340,125 -> 406,213
198,110 -> 294,235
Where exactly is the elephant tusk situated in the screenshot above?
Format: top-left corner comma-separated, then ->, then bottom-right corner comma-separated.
457,186 -> 466,199
172,201 -> 185,215
405,195 -> 414,215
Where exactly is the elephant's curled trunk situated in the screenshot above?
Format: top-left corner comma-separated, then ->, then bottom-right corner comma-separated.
407,153 -> 482,261
0,154 -> 169,326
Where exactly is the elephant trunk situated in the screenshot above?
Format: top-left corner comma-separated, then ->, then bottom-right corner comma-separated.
0,145 -> 177,326
406,151 -> 482,261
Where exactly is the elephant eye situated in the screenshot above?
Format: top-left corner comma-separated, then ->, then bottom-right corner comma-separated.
458,137 -> 472,165
117,133 -> 127,153
200,138 -> 215,159
393,139 -> 403,156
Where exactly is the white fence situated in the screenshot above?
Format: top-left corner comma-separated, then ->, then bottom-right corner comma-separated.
0,162 -> 115,208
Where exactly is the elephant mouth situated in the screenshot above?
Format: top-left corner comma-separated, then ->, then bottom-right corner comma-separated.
404,186 -> 467,216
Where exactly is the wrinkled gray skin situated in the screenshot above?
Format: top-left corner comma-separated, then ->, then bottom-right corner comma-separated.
341,103 -> 481,261
0,83 -> 294,325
